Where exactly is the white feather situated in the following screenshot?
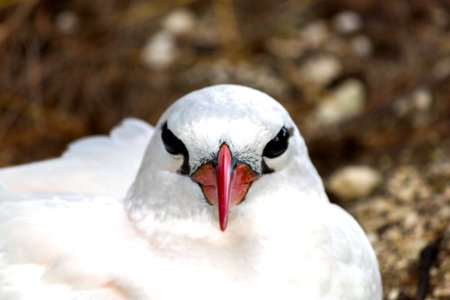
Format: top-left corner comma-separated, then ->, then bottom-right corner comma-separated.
0,118 -> 153,198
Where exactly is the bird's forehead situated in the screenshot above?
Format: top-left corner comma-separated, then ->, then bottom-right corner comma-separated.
162,84 -> 291,140
158,85 -> 292,170
178,117 -> 274,150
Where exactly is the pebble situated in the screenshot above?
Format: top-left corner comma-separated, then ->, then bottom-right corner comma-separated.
431,6 -> 449,28
412,88 -> 433,111
55,11 -> 79,35
163,8 -> 196,36
438,206 -> 450,220
327,165 -> 382,200
300,54 -> 342,86
266,37 -> 304,59
350,35 -> 373,57
385,227 -> 402,241
315,79 -> 366,125
232,64 -> 288,97
434,285 -> 450,297
387,288 -> 401,300
433,56 -> 450,79
393,88 -> 433,121
393,97 -> 410,117
332,11 -> 363,34
403,212 -> 419,229
298,20 -> 329,48
142,31 -> 177,70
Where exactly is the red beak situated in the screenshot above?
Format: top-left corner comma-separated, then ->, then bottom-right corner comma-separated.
217,143 -> 233,231
191,144 -> 259,231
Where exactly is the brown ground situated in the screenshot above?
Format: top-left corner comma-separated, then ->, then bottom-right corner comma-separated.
0,0 -> 449,299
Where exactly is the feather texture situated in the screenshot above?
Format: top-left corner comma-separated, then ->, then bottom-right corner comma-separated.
0,118 -> 153,197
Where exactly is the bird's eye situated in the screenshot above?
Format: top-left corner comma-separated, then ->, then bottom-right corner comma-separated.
263,127 -> 290,158
161,122 -> 187,155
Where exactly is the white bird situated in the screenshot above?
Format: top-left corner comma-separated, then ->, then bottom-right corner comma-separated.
0,84 -> 382,300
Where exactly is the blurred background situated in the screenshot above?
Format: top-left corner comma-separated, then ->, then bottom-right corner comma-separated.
0,0 -> 449,298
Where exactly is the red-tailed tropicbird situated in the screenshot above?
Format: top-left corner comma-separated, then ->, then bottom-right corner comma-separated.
0,84 -> 382,299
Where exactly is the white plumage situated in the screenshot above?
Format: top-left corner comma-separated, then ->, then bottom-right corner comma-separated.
0,84 -> 382,300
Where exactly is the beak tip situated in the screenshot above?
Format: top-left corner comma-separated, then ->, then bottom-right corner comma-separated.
220,220 -> 227,232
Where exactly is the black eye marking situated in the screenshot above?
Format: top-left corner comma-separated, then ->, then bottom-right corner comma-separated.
161,122 -> 190,175
161,122 -> 185,155
263,127 -> 291,159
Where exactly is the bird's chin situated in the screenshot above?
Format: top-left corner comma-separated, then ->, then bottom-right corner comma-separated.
191,162 -> 259,207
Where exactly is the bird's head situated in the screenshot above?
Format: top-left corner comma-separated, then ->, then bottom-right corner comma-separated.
126,84 -> 326,235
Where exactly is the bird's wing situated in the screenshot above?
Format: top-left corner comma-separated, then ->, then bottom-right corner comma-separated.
323,204 -> 383,300
0,118 -> 153,198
